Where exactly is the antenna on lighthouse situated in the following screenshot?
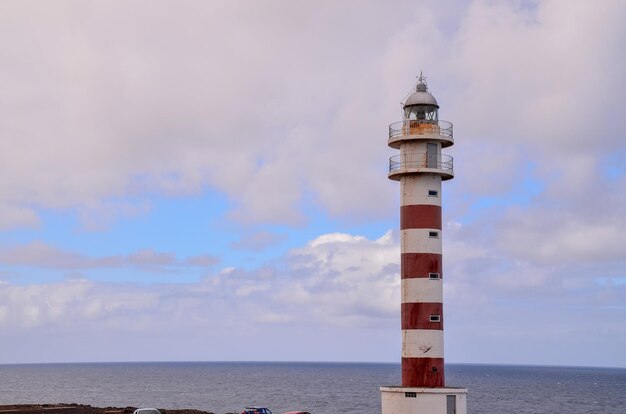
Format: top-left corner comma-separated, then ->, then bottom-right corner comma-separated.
417,70 -> 427,85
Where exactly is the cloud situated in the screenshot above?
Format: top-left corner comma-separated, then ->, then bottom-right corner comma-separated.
0,241 -> 218,271
497,208 -> 626,264
0,0 -> 414,226
1,0 -> 624,232
278,231 -> 400,325
76,200 -> 151,231
0,231 -> 401,331
184,254 -> 220,267
0,202 -> 40,230
1,229 -> 625,365
1,0 -> 626,367
231,231 -> 287,252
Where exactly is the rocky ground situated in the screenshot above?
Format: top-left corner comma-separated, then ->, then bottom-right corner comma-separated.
0,405 -> 225,414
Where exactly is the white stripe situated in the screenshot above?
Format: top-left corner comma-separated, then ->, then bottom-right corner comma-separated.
402,229 -> 442,254
402,279 -> 443,304
402,330 -> 444,358
401,175 -> 442,206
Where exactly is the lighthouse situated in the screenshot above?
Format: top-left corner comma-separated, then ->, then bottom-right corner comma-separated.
380,74 -> 467,414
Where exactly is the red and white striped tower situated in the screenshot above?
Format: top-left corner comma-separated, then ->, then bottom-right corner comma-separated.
381,74 -> 467,414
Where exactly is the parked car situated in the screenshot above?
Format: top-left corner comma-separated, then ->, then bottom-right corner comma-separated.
241,407 -> 272,414
133,409 -> 161,414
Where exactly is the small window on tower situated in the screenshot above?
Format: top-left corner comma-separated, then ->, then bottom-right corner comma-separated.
429,273 -> 440,280
430,315 -> 441,323
405,392 -> 417,398
428,190 -> 438,197
429,231 -> 439,238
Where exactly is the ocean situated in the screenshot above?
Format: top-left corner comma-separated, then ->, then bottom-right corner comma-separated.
0,362 -> 624,414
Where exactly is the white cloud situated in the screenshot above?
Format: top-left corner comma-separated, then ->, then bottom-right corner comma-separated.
0,202 -> 40,230
0,231 -> 401,331
235,283 -> 270,298
1,0 -> 624,233
0,0 -> 416,226
0,242 -> 218,271
76,200 -> 151,231
2,229 -> 625,365
1,0 -> 626,367
497,209 -> 626,264
231,231 -> 287,252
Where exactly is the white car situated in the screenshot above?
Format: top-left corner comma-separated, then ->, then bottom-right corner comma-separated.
133,408 -> 161,414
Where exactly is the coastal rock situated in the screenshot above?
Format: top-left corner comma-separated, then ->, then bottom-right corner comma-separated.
0,405 -> 214,414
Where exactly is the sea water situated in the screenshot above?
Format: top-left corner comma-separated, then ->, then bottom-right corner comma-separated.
0,362 -> 624,414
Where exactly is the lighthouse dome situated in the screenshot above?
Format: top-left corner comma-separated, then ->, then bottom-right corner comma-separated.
402,77 -> 440,122
404,83 -> 439,108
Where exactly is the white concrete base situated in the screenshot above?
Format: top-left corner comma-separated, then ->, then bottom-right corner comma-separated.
380,386 -> 467,414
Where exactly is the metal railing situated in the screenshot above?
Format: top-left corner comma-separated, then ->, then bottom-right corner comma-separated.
389,152 -> 454,173
388,120 -> 453,139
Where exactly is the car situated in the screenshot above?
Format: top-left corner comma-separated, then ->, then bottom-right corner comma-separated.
133,409 -> 161,414
241,407 -> 272,414
282,412 -> 311,414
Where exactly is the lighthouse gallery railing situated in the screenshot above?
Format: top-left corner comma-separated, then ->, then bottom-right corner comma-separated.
388,120 -> 453,139
389,153 -> 454,173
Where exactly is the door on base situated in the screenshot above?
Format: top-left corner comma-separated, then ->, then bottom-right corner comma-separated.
446,395 -> 456,414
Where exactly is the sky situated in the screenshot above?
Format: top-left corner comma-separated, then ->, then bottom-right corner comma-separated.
0,0 -> 625,368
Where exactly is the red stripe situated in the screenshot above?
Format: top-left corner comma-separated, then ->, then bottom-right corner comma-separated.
402,357 -> 445,387
402,302 -> 444,330
401,205 -> 441,230
401,253 -> 442,279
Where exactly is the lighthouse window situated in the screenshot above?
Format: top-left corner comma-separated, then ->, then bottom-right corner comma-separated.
429,231 -> 439,238
429,315 -> 441,323
428,190 -> 438,197
405,392 -> 417,398
429,273 -> 440,280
